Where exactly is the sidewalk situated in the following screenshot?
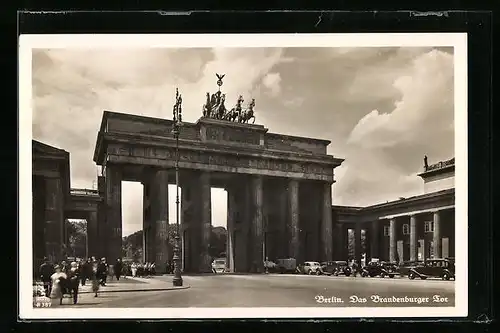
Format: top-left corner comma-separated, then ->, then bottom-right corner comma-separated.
78,276 -> 189,294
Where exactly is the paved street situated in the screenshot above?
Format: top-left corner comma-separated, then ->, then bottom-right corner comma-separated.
46,274 -> 455,308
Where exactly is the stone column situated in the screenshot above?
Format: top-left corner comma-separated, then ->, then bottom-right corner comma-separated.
389,218 -> 396,263
44,177 -> 64,262
370,220 -> 380,261
181,175 -> 199,273
433,211 -> 441,259
150,169 -> 169,273
226,185 -> 235,272
87,211 -> 98,259
142,180 -> 151,263
288,179 -> 300,261
198,171 -> 212,273
251,175 -> 264,273
321,182 -> 333,262
354,225 -> 362,265
105,166 -> 122,262
409,215 -> 417,261
334,224 -> 346,260
97,176 -> 106,259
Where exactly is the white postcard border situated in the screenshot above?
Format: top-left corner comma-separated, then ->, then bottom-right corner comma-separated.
18,32 -> 468,319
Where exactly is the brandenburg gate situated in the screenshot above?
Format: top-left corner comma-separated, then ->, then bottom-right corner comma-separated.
93,76 -> 344,273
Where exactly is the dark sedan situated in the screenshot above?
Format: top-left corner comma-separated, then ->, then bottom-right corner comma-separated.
408,258 -> 455,280
398,260 -> 425,277
321,261 -> 352,276
361,261 -> 399,278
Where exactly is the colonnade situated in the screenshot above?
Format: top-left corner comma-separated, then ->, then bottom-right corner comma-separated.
101,164 -> 335,273
335,208 -> 455,264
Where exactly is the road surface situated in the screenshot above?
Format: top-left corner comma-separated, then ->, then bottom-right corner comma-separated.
52,274 -> 455,308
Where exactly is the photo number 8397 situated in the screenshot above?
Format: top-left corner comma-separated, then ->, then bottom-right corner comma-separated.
33,297 -> 52,308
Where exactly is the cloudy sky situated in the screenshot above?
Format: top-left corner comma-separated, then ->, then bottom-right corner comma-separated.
32,46 -> 454,236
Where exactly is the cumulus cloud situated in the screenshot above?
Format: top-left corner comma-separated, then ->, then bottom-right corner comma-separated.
335,49 -> 454,206
262,72 -> 282,96
347,49 -> 454,148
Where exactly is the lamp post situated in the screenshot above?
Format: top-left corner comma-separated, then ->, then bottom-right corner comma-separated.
171,88 -> 183,287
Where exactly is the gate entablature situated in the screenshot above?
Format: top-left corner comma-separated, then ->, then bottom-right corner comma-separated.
93,111 -> 343,182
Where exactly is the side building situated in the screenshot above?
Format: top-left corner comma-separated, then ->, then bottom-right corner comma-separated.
332,157 -> 455,264
32,140 -> 102,272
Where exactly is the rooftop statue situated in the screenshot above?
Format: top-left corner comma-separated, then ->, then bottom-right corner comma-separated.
202,74 -> 256,124
424,155 -> 428,171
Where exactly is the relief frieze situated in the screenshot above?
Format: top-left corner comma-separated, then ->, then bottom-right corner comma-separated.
108,144 -> 332,176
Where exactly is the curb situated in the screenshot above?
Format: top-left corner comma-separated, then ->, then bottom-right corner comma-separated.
79,285 -> 190,294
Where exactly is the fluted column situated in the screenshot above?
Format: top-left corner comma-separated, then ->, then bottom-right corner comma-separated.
142,180 -> 153,263
370,220 -> 380,261
354,224 -> 362,265
87,211 -> 98,259
409,215 -> 417,261
226,185 -> 235,272
97,176 -> 106,259
44,177 -> 64,262
433,211 -> 441,259
150,169 -> 169,273
251,175 -> 264,273
321,182 -> 333,262
389,218 -> 396,263
334,224 -> 346,260
288,179 -> 300,261
105,166 -> 122,262
199,171 -> 212,273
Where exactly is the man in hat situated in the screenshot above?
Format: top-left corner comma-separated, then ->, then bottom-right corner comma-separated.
39,257 -> 55,297
97,257 -> 108,286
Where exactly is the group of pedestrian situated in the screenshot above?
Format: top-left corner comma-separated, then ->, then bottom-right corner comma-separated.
129,261 -> 157,277
38,257 -> 84,304
38,256 -> 125,302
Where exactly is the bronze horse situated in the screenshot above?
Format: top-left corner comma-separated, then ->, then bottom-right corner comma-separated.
202,92 -> 211,117
224,108 -> 239,122
214,94 -> 227,119
238,99 -> 256,124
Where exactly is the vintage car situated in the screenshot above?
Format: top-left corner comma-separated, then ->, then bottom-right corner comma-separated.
408,258 -> 455,280
275,258 -> 297,273
361,261 -> 399,278
211,258 -> 226,274
300,261 -> 323,275
321,261 -> 352,276
398,260 -> 425,277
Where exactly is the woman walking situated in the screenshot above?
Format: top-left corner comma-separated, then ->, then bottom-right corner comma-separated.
49,265 -> 67,305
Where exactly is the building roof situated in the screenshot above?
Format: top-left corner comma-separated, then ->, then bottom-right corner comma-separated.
418,157 -> 455,178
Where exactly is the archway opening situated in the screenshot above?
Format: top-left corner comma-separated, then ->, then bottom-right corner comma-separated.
65,219 -> 88,260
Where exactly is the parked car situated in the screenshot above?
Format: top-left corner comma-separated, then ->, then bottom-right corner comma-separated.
300,261 -> 323,275
275,258 -> 297,273
211,258 -> 226,274
398,260 -> 424,277
321,261 -> 352,276
408,258 -> 455,280
361,261 -> 398,278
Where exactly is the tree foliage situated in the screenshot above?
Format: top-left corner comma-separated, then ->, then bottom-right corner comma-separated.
66,220 -> 87,258
122,225 -> 228,261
